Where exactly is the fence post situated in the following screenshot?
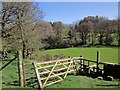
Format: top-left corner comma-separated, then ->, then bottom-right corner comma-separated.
18,51 -> 24,87
96,51 -> 100,73
80,55 -> 83,71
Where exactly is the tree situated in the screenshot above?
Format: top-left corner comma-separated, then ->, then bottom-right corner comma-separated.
104,20 -> 113,45
52,21 -> 64,48
35,21 -> 56,49
113,19 -> 120,46
76,19 -> 90,45
96,17 -> 109,45
1,2 -> 44,58
68,26 -> 77,47
86,16 -> 99,45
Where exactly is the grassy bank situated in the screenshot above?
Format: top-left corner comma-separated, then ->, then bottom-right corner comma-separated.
1,47 -> 119,89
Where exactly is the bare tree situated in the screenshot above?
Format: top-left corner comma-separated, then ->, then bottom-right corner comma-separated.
1,2 -> 44,58
76,19 -> 90,45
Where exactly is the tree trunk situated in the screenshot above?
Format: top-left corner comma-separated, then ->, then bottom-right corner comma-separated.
82,33 -> 84,45
118,38 -> 120,46
80,33 -> 84,45
92,34 -> 94,45
84,34 -> 87,45
118,31 -> 120,46
18,51 -> 24,87
22,42 -> 26,59
99,34 -> 103,45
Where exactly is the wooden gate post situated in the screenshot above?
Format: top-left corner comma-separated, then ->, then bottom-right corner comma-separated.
80,55 -> 83,71
18,51 -> 24,87
96,51 -> 100,73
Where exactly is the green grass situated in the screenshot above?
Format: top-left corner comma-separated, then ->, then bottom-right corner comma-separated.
1,47 -> 119,89
2,59 -> 19,88
35,47 -> 118,63
46,76 -> 119,89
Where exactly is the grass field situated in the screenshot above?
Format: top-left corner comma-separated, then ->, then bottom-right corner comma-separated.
46,76 -> 119,89
35,47 -> 118,63
1,47 -> 119,89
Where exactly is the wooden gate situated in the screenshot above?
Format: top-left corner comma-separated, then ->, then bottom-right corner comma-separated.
23,63 -> 37,87
33,57 -> 76,89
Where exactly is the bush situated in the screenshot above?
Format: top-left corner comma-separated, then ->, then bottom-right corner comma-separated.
54,55 -> 59,60
58,53 -> 65,59
43,54 -> 52,61
28,54 -> 38,60
104,36 -> 113,45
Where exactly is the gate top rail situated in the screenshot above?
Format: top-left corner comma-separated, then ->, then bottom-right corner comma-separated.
35,58 -> 72,65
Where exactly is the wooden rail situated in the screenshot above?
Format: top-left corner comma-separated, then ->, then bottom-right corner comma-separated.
33,58 -> 76,89
36,58 -> 71,64
22,51 -> 115,89
33,62 -> 43,90
23,63 -> 37,87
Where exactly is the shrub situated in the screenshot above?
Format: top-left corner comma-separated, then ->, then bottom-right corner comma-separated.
43,54 -> 52,61
58,53 -> 65,59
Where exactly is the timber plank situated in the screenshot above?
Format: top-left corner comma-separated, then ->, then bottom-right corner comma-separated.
33,62 -> 43,90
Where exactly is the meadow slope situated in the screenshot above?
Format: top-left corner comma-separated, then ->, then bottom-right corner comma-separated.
2,47 -> 119,89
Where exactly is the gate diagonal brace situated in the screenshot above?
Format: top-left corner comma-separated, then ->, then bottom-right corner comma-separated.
43,61 -> 58,85
39,64 -> 64,82
64,58 -> 74,79
33,58 -> 76,89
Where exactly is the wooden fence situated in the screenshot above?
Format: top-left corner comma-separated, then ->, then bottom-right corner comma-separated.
20,51 -> 101,89
2,50 -> 119,89
17,51 -> 120,90
33,57 -> 76,90
23,63 -> 37,87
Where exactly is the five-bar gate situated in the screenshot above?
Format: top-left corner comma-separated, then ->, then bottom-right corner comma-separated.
33,58 -> 76,89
